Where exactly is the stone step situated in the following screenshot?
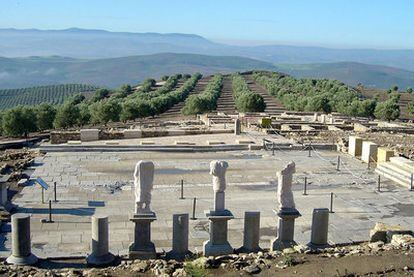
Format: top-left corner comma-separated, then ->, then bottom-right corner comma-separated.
389,157 -> 414,172
375,164 -> 413,188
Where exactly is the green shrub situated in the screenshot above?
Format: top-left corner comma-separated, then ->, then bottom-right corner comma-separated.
53,102 -> 80,129
89,99 -> 122,124
36,103 -> 56,131
232,73 -> 266,112
2,106 -> 37,137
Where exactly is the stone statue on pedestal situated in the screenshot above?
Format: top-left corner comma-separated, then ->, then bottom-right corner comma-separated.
134,160 -> 154,214
271,161 -> 301,251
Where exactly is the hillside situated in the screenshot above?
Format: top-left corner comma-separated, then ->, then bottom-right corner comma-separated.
275,62 -> 414,89
1,28 -> 414,71
0,53 -> 277,89
0,84 -> 98,110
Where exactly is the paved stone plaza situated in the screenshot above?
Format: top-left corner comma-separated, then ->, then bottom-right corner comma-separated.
1,139 -> 414,258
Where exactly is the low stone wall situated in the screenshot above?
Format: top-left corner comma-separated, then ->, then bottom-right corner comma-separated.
50,128 -> 233,144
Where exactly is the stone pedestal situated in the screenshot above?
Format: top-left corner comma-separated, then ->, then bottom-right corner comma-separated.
129,212 -> 157,259
6,214 -> 38,265
203,210 -> 234,256
237,211 -> 261,253
234,119 -> 241,135
270,208 -> 301,251
0,182 -> 11,211
348,136 -> 363,157
87,215 -> 115,265
166,214 -> 191,260
361,141 -> 378,163
80,129 -> 100,142
308,208 -> 330,249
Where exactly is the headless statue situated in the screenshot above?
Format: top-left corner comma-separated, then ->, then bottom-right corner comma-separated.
210,160 -> 229,211
134,160 -> 154,214
277,161 -> 296,210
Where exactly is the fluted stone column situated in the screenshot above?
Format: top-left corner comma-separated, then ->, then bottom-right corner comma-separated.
167,214 -> 191,260
87,215 -> 115,265
237,211 -> 261,253
6,214 -> 38,265
308,208 -> 330,249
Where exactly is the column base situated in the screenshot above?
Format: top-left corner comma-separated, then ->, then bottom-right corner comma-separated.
203,240 -> 233,257
166,250 -> 193,261
270,238 -> 297,251
6,253 -> 38,265
86,253 -> 115,266
235,245 -> 262,254
129,242 -> 156,259
307,242 -> 330,250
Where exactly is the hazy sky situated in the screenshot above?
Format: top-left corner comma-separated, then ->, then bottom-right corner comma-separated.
1,0 -> 413,49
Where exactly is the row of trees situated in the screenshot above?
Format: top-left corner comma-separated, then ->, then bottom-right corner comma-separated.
253,71 -> 403,121
0,84 -> 99,110
0,74 -> 202,137
232,74 -> 266,112
181,74 -> 223,115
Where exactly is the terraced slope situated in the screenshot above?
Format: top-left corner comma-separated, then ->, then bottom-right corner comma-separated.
157,76 -> 210,119
243,74 -> 286,115
215,76 -> 236,114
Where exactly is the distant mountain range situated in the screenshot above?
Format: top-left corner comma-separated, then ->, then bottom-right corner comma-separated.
1,28 -> 414,89
1,28 -> 414,71
0,53 -> 276,88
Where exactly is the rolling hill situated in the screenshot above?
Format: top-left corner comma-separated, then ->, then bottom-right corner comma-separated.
0,53 -> 277,89
2,28 -> 414,71
275,62 -> 414,89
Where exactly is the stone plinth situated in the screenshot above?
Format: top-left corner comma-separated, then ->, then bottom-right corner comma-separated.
123,129 -> 142,139
377,147 -> 394,163
6,214 -> 38,265
348,136 -> 363,157
237,211 -> 261,253
87,215 -> 115,265
80,129 -> 100,142
271,208 -> 301,251
166,214 -> 191,260
0,182 -> 8,208
129,212 -> 157,259
203,210 -> 234,256
234,119 -> 241,135
308,208 -> 330,249
361,141 -> 378,163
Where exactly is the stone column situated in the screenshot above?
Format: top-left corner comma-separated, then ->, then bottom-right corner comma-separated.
167,214 -> 191,260
237,211 -> 261,253
203,160 -> 234,256
234,118 -> 241,135
0,181 -> 8,206
6,214 -> 38,265
87,215 -> 115,265
308,208 -> 330,249
271,162 -> 301,251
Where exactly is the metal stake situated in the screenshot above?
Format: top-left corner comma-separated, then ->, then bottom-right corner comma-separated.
336,156 -> 340,171
272,142 -> 275,156
377,175 -> 381,192
180,179 -> 184,199
54,182 -> 57,202
308,143 -> 312,157
41,187 -> 44,204
48,200 -> 53,223
411,174 -> 414,191
329,192 -> 334,213
190,197 -> 197,220
303,177 -> 308,195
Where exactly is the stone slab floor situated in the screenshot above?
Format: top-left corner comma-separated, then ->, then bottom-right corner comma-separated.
1,147 -> 413,258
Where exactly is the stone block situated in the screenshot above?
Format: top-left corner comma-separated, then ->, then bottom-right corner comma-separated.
236,139 -> 255,145
105,141 -> 119,145
140,141 -> 155,145
259,117 -> 272,128
80,129 -> 100,142
377,147 -> 394,163
168,129 -> 186,136
281,124 -> 292,131
67,140 -> 82,145
174,141 -> 196,145
207,141 -> 225,145
361,141 -> 378,163
123,129 -> 142,139
348,136 -> 363,157
369,222 -> 412,242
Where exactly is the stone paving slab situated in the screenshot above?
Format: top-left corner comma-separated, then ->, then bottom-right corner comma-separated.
1,146 -> 413,258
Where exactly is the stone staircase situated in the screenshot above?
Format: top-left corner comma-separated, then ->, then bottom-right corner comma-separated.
215,76 -> 237,114
243,75 -> 286,115
375,157 -> 414,188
